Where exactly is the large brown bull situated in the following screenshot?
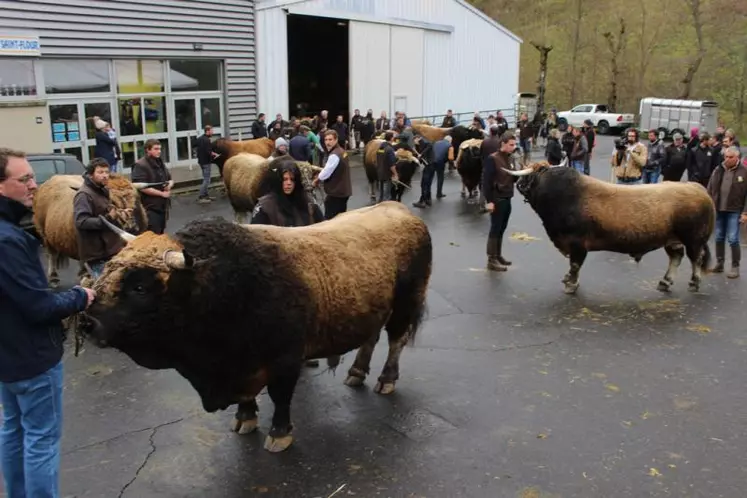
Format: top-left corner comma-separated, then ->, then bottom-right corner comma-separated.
212,137 -> 275,172
32,174 -> 150,287
81,201 -> 432,453
223,153 -> 322,223
505,162 -> 715,294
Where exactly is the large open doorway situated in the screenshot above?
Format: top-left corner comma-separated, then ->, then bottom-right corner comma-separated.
287,14 -> 349,122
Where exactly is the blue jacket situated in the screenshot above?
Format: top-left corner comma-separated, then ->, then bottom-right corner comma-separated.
433,139 -> 451,165
289,134 -> 312,162
0,196 -> 88,383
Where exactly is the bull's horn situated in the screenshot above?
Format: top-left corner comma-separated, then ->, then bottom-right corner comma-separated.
132,182 -> 164,190
501,167 -> 534,177
98,215 -> 136,242
163,250 -> 185,269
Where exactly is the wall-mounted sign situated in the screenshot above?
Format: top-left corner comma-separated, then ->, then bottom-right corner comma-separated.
0,35 -> 41,56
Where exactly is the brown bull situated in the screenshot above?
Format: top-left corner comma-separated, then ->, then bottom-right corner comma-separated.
223,153 -> 322,223
212,137 -> 275,172
82,201 -> 432,453
363,139 -> 384,202
32,174 -> 149,287
506,162 -> 715,294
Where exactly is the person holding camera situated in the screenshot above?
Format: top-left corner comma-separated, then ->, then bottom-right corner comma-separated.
611,128 -> 647,185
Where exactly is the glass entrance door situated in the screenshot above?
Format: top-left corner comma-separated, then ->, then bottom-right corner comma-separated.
49,102 -> 84,163
49,100 -> 116,166
169,95 -> 225,166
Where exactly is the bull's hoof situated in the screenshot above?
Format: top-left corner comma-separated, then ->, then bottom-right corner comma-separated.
374,381 -> 396,395
656,280 -> 672,292
264,434 -> 294,453
561,273 -> 571,284
460,191 -> 466,199
688,281 -> 700,292
231,417 -> 258,434
563,282 -> 579,294
344,375 -> 365,387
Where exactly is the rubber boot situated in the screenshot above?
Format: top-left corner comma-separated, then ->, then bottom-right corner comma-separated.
712,241 -> 725,272
728,245 -> 740,279
487,237 -> 507,271
496,237 -> 512,266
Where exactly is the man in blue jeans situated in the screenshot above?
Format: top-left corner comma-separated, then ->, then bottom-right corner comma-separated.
0,148 -> 95,498
643,128 -> 666,184
707,146 -> 747,278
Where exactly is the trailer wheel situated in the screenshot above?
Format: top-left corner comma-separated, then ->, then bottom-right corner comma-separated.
597,120 -> 610,135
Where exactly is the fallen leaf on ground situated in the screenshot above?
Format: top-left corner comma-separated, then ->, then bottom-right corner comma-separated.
687,324 -> 711,334
648,467 -> 662,477
605,383 -> 620,393
510,232 -> 540,242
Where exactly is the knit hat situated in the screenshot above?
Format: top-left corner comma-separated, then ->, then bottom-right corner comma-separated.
673,132 -> 683,140
275,137 -> 288,149
94,118 -> 108,130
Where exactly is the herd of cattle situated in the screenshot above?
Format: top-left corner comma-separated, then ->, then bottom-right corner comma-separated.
27,119 -> 718,454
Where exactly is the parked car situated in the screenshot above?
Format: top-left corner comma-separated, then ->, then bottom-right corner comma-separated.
556,104 -> 635,135
19,153 -> 86,235
27,153 -> 86,185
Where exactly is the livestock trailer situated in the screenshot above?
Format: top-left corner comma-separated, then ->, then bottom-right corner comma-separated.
638,98 -> 719,139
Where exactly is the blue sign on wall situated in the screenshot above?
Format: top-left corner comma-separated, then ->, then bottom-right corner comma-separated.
0,35 -> 41,56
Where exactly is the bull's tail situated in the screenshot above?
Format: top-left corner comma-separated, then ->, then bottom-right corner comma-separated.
386,228 -> 432,345
700,242 -> 712,274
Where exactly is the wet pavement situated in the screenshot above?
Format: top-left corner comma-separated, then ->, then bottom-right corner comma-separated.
3,136 -> 747,498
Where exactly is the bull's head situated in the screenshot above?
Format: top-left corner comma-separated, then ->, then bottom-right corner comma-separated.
105,176 -> 162,234
81,216 -> 211,357
502,159 -> 564,199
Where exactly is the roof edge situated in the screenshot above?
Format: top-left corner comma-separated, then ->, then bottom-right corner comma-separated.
453,0 -> 522,43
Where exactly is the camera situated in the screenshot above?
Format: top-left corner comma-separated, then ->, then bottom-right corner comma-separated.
614,137 -> 627,150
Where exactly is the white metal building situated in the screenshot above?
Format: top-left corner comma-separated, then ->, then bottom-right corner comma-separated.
256,0 -> 521,122
0,0 -> 256,167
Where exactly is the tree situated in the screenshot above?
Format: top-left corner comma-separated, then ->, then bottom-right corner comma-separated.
531,42 -> 553,114
603,18 -> 626,112
568,0 -> 586,106
679,0 -> 706,99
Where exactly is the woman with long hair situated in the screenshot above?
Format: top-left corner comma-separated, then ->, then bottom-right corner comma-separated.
251,156 -> 324,227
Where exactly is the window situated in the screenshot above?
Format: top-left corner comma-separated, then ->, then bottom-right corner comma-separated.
201,98 -> 221,127
0,59 -> 37,97
43,59 -> 110,94
169,60 -> 220,92
116,60 -> 165,93
29,159 -> 58,184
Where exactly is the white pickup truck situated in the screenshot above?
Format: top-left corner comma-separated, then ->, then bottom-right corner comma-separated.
556,104 -> 635,135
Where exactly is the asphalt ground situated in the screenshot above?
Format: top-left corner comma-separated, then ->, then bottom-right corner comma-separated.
2,136 -> 746,498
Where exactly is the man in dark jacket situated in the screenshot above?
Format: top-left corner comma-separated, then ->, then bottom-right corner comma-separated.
643,129 -> 667,184
663,132 -> 688,181
196,125 -> 218,203
441,109 -> 457,128
376,131 -> 397,203
289,126 -> 313,162
73,158 -> 127,278
131,139 -> 173,234
431,136 -> 452,199
482,134 -> 518,271
0,147 -> 94,498
331,115 -> 349,149
707,146 -> 747,278
582,119 -> 595,175
251,113 -> 267,138
688,132 -> 714,187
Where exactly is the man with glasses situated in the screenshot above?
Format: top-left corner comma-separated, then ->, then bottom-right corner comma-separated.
0,148 -> 95,498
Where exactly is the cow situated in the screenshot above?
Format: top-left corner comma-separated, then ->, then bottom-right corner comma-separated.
391,149 -> 419,202
223,153 -> 322,222
212,137 -> 275,173
363,139 -> 383,202
455,138 -> 483,201
504,162 -> 715,294
32,174 -> 150,287
410,121 -> 484,160
80,201 -> 432,453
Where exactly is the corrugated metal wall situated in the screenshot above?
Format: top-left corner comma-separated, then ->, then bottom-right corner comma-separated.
0,0 -> 257,138
349,21 -> 390,116
256,0 -> 520,119
256,5 -> 289,118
